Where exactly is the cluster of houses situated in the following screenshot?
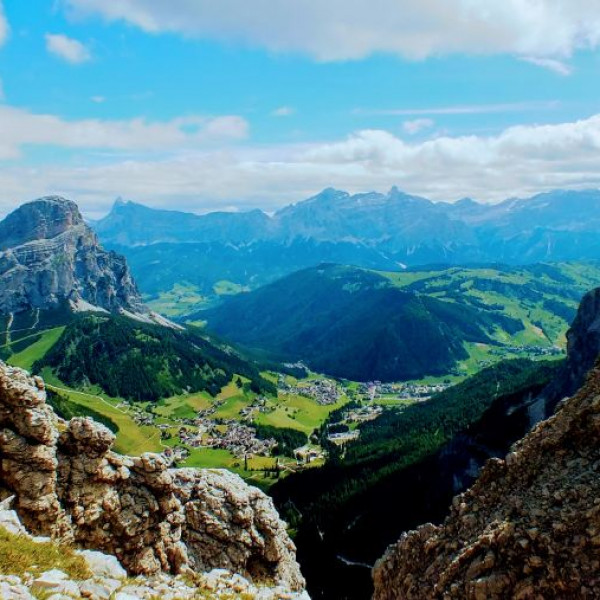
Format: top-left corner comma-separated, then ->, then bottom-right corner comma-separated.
175,420 -> 276,458
490,344 -> 564,357
278,377 -> 342,405
358,381 -> 451,401
238,396 -> 270,420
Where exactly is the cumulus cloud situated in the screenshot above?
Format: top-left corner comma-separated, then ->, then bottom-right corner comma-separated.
402,119 -> 434,135
2,112 -> 600,218
0,106 -> 249,159
63,0 -> 600,61
45,33 -> 91,64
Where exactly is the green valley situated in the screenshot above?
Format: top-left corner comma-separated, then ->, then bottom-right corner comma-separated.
0,309 -> 354,488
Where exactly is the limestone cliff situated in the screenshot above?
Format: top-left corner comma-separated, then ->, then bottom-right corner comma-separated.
372,360 -> 600,599
0,196 -> 144,315
0,361 -> 306,594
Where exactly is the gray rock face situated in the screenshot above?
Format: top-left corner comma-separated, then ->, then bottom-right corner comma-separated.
0,196 -> 144,314
0,362 -> 305,592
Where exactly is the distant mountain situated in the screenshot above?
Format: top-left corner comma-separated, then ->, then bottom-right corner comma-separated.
0,196 -> 145,316
93,197 -> 273,246
93,188 -> 600,310
198,262 -> 600,382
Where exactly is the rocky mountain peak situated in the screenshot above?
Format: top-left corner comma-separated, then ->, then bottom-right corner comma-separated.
0,196 -> 84,251
387,186 -> 428,204
112,196 -> 127,208
0,196 -> 145,315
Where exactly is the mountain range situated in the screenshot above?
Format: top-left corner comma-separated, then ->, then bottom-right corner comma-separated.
3,193 -> 600,600
93,188 -> 600,308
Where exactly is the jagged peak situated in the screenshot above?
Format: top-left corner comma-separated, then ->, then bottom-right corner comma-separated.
387,186 -> 431,204
107,197 -> 149,215
309,187 -> 350,203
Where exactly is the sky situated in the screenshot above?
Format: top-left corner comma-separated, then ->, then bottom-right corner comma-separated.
0,1 -> 600,218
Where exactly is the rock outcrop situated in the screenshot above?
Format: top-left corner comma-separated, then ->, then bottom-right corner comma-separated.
0,501 -> 308,599
542,286 -> 600,407
0,361 -> 305,594
0,196 -> 144,315
372,358 -> 600,599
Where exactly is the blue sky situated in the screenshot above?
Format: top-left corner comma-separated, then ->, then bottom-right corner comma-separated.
0,1 -> 600,217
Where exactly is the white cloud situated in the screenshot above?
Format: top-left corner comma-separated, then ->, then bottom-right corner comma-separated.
0,1 -> 8,47
0,106 -> 249,159
402,118 -> 434,135
63,0 -> 600,61
2,112 -> 600,218
91,95 -> 106,103
45,33 -> 91,64
272,106 -> 295,117
520,56 -> 572,75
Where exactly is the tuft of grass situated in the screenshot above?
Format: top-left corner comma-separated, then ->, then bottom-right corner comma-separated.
0,528 -> 91,580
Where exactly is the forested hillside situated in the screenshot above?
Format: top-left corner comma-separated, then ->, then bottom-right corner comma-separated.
200,263 -> 599,381
35,315 -> 275,401
201,264 -> 524,381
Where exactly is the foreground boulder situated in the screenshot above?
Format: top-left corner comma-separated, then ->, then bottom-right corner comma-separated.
373,360 -> 600,599
0,362 -> 305,593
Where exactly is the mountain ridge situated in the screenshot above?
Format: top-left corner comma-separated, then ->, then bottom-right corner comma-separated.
92,188 -> 600,305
